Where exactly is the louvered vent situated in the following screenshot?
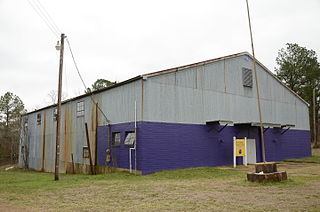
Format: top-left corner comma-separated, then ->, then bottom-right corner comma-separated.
242,68 -> 253,88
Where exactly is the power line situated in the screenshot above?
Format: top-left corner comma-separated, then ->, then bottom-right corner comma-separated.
65,38 -> 111,124
33,0 -> 62,34
26,0 -> 60,38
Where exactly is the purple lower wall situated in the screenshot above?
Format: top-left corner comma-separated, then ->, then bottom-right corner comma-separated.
97,121 -> 311,175
97,122 -> 140,170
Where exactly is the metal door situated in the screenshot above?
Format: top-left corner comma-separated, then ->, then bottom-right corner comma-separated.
246,139 -> 256,164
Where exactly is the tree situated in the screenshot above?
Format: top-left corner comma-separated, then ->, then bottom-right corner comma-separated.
275,43 -> 320,148
0,92 -> 26,163
85,79 -> 114,94
46,90 -> 68,104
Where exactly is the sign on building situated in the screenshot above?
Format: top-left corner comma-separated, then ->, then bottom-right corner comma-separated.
233,137 -> 247,168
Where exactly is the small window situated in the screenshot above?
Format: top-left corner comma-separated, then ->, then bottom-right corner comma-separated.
21,146 -> 24,154
83,146 -> 89,158
37,113 -> 41,125
53,108 -> 58,121
124,132 -> 135,145
76,101 -> 85,117
112,132 -> 121,146
242,68 -> 253,88
24,118 -> 28,128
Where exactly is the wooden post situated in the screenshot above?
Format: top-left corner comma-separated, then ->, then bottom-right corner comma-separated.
71,153 -> 75,174
85,123 -> 95,175
233,137 -> 236,168
245,0 -> 266,162
54,33 -> 65,181
313,88 -> 317,146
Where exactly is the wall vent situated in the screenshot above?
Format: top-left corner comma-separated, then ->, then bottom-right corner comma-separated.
242,68 -> 253,88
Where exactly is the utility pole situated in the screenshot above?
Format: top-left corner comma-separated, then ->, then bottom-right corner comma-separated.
313,88 -> 316,147
54,33 -> 65,181
245,0 -> 266,162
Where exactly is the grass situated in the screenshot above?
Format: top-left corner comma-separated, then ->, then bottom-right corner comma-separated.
0,167 -> 244,200
0,163 -> 319,211
284,154 -> 320,164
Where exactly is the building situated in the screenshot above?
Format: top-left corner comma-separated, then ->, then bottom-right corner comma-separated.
19,52 -> 311,175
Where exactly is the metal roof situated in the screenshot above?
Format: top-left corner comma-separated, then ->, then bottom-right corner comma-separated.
25,51 -> 308,115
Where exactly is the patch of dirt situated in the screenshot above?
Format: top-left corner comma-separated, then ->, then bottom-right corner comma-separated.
0,205 -> 38,212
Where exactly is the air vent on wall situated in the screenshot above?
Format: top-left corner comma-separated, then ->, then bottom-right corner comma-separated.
242,68 -> 253,88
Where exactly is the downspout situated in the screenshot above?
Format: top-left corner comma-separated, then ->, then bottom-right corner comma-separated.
41,111 -> 46,172
134,100 -> 137,175
129,100 -> 137,174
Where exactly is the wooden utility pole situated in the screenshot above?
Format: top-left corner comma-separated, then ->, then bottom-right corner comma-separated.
54,33 -> 65,181
245,0 -> 266,162
313,88 -> 317,146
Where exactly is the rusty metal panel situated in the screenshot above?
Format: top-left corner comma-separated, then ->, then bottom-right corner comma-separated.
17,80 -> 139,173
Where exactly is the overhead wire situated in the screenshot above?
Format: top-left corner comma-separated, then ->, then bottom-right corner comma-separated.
26,0 -> 60,38
27,0 -> 110,124
65,38 -> 111,124
34,0 -> 62,34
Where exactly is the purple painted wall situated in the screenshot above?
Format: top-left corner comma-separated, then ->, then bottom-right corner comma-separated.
97,121 -> 311,175
97,122 -> 139,170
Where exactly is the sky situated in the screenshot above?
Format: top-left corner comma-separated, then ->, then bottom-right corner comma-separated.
1,0 -> 319,111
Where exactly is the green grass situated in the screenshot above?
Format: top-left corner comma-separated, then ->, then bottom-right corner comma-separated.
284,155 -> 320,163
0,165 -> 319,211
0,167 -> 243,195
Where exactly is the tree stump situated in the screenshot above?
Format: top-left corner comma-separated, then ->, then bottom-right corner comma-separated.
247,162 -> 287,183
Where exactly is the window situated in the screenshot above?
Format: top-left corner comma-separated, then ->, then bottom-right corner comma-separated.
53,108 -> 58,121
112,132 -> 121,146
76,101 -> 85,117
83,146 -> 89,158
242,68 -> 253,88
37,113 -> 41,125
124,132 -> 135,145
24,118 -> 28,128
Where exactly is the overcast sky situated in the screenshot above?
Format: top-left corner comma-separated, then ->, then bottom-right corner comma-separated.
1,0 -> 319,111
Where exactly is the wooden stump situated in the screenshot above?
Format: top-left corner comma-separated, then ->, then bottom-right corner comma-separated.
247,171 -> 287,183
255,162 -> 277,173
247,162 -> 287,183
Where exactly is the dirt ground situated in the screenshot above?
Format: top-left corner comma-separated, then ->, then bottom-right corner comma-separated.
0,151 -> 319,211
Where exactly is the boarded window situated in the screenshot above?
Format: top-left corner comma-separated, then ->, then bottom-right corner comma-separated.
124,132 -> 135,145
37,113 -> 41,125
242,68 -> 253,88
83,146 -> 89,158
76,101 -> 85,117
112,132 -> 121,146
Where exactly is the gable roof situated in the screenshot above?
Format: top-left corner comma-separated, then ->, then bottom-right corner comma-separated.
25,51 -> 308,115
142,51 -> 308,106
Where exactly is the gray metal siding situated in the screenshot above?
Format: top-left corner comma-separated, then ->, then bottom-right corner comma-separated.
19,80 -> 142,172
143,55 -> 309,130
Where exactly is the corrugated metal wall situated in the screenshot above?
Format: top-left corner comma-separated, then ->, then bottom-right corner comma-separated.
19,80 -> 142,172
19,54 -> 310,172
143,55 -> 309,130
